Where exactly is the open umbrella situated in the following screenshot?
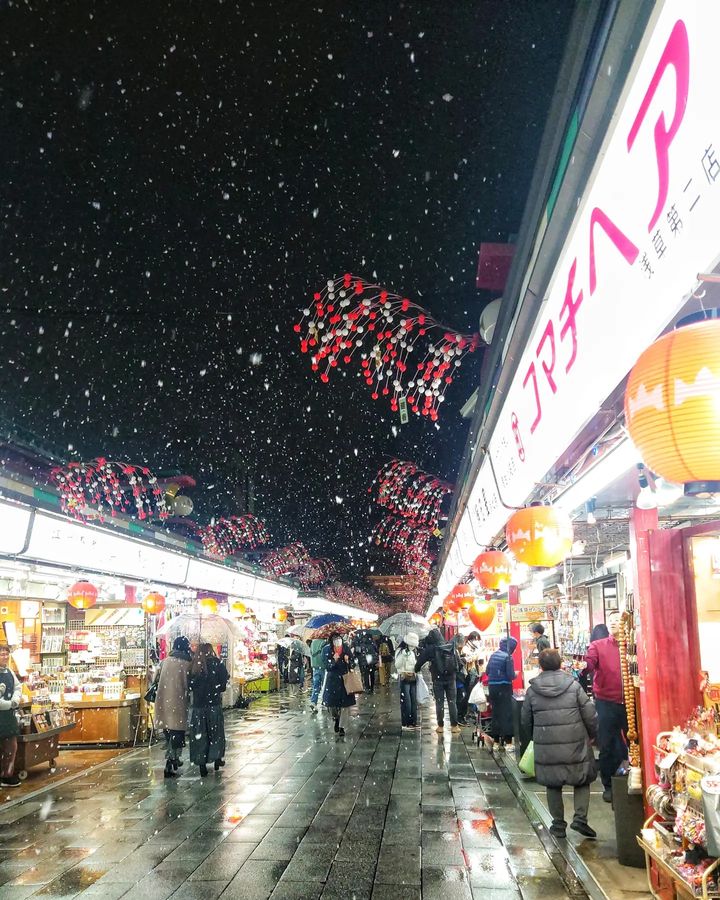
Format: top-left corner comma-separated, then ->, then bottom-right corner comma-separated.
290,638 -> 311,657
285,623 -> 306,637
379,612 -> 431,644
310,621 -> 354,641
155,612 -> 243,644
304,613 -> 349,630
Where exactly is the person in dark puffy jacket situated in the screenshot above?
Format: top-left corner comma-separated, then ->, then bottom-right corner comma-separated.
484,636 -> 517,751
414,628 -> 461,734
522,649 -> 599,840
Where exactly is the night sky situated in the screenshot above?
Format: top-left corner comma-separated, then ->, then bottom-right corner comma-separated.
1,1 -> 573,583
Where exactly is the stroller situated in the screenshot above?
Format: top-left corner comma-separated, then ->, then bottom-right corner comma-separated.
469,673 -> 492,747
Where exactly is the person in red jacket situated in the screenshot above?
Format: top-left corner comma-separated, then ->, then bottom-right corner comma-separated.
584,613 -> 627,803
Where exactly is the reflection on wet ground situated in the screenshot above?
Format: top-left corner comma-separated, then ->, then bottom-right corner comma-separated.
0,686 -> 586,899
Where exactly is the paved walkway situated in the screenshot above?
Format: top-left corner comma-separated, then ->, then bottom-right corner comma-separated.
0,685 -> 588,900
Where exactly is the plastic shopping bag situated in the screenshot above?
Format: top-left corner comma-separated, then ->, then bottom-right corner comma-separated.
518,741 -> 535,777
468,680 -> 487,711
416,673 -> 430,705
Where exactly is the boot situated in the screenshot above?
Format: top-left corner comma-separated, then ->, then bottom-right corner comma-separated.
214,759 -> 225,771
164,762 -> 178,779
199,764 -> 208,777
334,717 -> 340,733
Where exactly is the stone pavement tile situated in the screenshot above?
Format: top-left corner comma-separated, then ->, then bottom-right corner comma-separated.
514,873 -> 573,899
504,845 -> 558,876
221,859 -> 288,900
277,843 -> 336,883
170,881 -> 229,900
273,805 -> 320,829
422,866 -> 473,900
115,870 -> 187,900
320,862 -> 373,900
334,831 -> 382,863
463,848 -> 515,888
269,882 -> 323,900
421,832 -> 464,867
188,843 -> 256,881
0,887 -> 38,900
422,810 -> 460,832
470,889 -> 522,900
250,795 -> 296,816
374,845 -> 420,885
371,885 -> 421,900
0,859 -> 37,886
302,815 -> 348,843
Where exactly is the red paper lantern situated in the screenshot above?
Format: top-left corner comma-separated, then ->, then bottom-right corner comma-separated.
68,581 -> 98,610
468,601 -> 496,632
142,592 -> 166,615
429,611 -> 442,626
451,584 -> 475,609
472,550 -> 512,592
506,506 -> 573,568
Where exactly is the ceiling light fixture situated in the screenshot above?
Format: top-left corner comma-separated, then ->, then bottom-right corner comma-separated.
585,499 -> 596,525
555,439 -> 640,516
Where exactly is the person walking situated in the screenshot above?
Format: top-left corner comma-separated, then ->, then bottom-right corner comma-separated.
154,636 -> 192,778
395,632 -> 419,728
522,649 -> 599,839
309,635 -> 327,713
322,631 -> 356,735
356,632 -> 379,694
0,645 -> 21,788
584,613 -> 627,802
452,634 -> 471,725
188,643 -> 229,777
484,636 -> 518,752
414,627 -> 461,734
378,636 -> 394,686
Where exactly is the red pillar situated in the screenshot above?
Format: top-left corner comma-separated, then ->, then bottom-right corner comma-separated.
631,507 -> 702,788
508,585 -> 524,690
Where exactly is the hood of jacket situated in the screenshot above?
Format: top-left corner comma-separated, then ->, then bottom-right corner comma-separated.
499,637 -> 517,654
169,649 -> 192,663
530,669 -> 575,699
424,628 -> 444,647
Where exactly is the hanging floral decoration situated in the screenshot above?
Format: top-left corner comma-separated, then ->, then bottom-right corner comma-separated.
369,459 -> 452,529
199,514 -> 269,558
296,557 -> 336,590
325,582 -> 392,618
260,542 -> 311,578
51,458 -> 167,523
294,274 -> 481,420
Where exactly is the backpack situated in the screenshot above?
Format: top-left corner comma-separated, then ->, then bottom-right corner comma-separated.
434,642 -> 459,677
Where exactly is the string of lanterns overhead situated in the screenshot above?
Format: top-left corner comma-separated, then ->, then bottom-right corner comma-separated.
369,459 -> 452,529
295,274 -> 481,420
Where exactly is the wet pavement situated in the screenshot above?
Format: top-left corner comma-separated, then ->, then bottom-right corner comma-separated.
0,685 -> 588,899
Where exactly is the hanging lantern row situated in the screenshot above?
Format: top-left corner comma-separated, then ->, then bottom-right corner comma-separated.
625,315 -> 720,497
199,514 -> 269,559
67,580 -> 98,610
369,459 -> 453,529
274,608 -> 288,623
295,274 -> 481,420
142,592 -> 166,615
52,459 -> 167,524
472,550 -> 513,592
199,597 -> 218,616
505,505 -> 573,568
231,600 -> 247,615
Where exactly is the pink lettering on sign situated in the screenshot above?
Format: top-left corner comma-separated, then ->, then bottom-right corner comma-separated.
627,19 -> 690,232
514,18 -> 690,467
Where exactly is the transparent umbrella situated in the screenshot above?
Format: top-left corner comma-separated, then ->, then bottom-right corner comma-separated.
155,612 -> 243,644
379,612 -> 431,644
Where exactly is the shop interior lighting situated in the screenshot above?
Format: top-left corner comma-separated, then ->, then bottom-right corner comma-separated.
555,439 -> 640,515
585,499 -> 596,525
636,465 -> 658,510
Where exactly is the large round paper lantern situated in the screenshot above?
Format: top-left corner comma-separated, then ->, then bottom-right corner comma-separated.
472,550 -> 512,591
142,592 -> 166,615
429,611 -> 442,626
468,601 -> 496,632
451,584 -> 475,609
506,505 -> 573,567
199,597 -> 218,615
68,581 -> 98,610
625,317 -> 720,494
231,600 -> 247,615
274,608 -> 288,622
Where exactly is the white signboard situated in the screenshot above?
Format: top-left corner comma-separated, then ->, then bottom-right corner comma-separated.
0,501 -> 32,555
439,1 -> 720,595
185,559 -> 256,597
23,512 -> 190,584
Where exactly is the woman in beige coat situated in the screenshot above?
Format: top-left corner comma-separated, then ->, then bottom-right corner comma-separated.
154,636 -> 192,778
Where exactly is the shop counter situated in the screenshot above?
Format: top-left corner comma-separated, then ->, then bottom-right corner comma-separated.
59,695 -> 140,746
14,723 -> 77,780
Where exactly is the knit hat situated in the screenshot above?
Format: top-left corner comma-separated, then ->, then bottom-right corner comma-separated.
405,632 -> 419,648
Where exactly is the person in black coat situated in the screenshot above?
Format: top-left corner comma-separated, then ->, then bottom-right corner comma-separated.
522,649 -> 598,839
188,643 -> 229,777
414,627 -> 461,733
322,632 -> 356,735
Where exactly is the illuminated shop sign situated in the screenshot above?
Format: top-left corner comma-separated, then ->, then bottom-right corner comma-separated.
439,1 -> 720,594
